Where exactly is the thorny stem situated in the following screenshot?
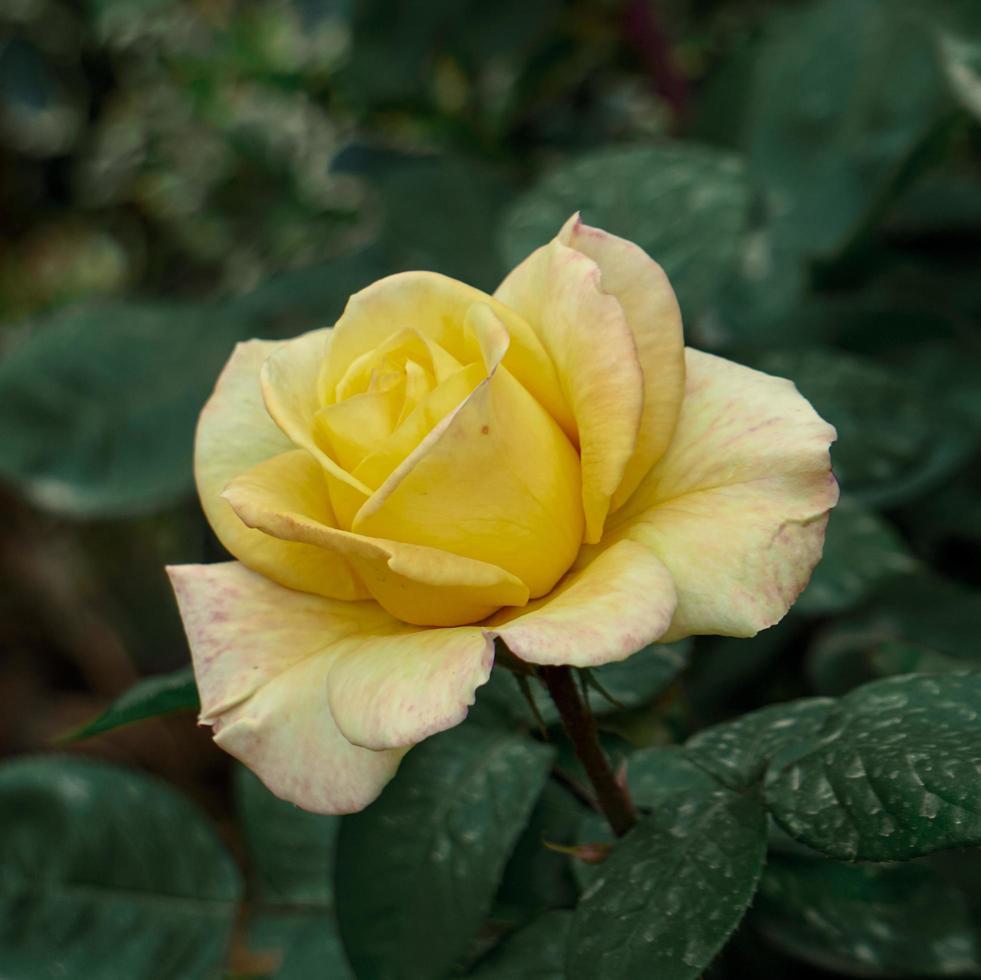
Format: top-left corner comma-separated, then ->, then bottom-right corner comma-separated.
537,665 -> 638,838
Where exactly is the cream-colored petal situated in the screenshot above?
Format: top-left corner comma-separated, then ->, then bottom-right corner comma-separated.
558,214 -> 686,508
354,326 -> 584,599
260,328 -> 372,505
609,349 -> 839,641
495,239 -> 644,543
326,625 -> 493,751
194,339 -> 366,601
170,562 -> 494,787
222,450 -> 530,626
489,539 -> 676,667
167,562 -> 404,814
321,271 -> 575,438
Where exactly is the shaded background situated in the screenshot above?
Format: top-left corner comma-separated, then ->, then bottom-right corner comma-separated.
1,0 -> 981,977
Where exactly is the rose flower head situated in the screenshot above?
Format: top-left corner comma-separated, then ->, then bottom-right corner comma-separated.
168,215 -> 838,814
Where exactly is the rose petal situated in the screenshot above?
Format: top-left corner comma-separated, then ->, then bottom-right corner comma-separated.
353,304 -> 584,599
195,339 -> 366,601
222,449 -> 530,626
608,349 -> 839,641
321,271 -> 575,438
488,538 -> 677,667
167,562 -> 406,814
558,214 -> 686,508
495,239 -> 644,543
326,624 -> 493,751
260,328 -> 371,522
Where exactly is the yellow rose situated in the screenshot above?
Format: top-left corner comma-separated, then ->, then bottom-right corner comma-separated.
168,215 -> 838,814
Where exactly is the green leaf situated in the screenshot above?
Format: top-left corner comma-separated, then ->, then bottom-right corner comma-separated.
795,497 -> 917,615
939,31 -> 981,121
685,699 -> 837,790
870,640 -> 965,677
335,724 -> 554,980
500,144 -> 750,319
752,348 -> 974,507
235,766 -> 339,909
60,665 -> 198,743
468,911 -> 572,980
493,782 -> 582,923
0,301 -> 247,517
572,748 -> 722,892
754,853 -> 981,976
231,247 -> 390,340
0,754 -> 241,979
568,759 -> 767,980
765,673 -> 981,860
807,572 -> 981,693
373,155 -> 514,291
744,0 -> 950,258
244,912 -> 354,980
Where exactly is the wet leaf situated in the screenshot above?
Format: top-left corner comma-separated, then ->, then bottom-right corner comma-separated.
765,673 -> 981,860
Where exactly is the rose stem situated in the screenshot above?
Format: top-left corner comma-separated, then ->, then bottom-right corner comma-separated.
537,664 -> 638,837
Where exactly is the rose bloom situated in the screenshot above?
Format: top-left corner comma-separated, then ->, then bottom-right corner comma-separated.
169,215 -> 838,814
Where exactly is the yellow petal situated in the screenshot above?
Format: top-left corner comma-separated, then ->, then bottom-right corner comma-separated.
608,349 -> 839,641
194,339 -> 366,601
260,328 -> 371,519
321,271 -> 575,438
313,381 -> 403,473
489,538 -> 677,667
495,238 -> 644,543
222,449 -> 530,626
168,562 -> 405,814
558,214 -> 686,509
353,362 -> 486,491
334,327 -> 459,402
326,624 -> 493,751
354,309 -> 584,599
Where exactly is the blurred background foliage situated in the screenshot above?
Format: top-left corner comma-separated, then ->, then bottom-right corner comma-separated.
1,0 -> 981,977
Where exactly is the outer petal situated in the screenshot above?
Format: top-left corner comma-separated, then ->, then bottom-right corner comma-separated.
222,450 -> 530,627
495,239 -> 644,543
325,624 -> 494,751
608,349 -> 839,641
488,539 -> 677,667
321,271 -> 575,438
168,562 -> 401,813
195,339 -> 366,601
353,306 -> 584,600
168,562 -> 494,810
558,214 -> 686,509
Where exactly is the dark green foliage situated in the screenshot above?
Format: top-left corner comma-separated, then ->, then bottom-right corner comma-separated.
335,724 -> 554,980
569,756 -> 768,980
0,756 -> 241,979
765,674 -> 981,861
754,853 -> 981,975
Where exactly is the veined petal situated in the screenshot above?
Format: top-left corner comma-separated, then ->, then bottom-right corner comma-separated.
489,539 -> 676,667
167,562 -> 405,814
222,450 -> 530,626
608,349 -> 839,641
353,313 -> 584,599
321,271 -> 575,438
326,624 -> 494,751
194,339 -> 366,601
495,239 -> 644,543
558,214 -> 685,508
